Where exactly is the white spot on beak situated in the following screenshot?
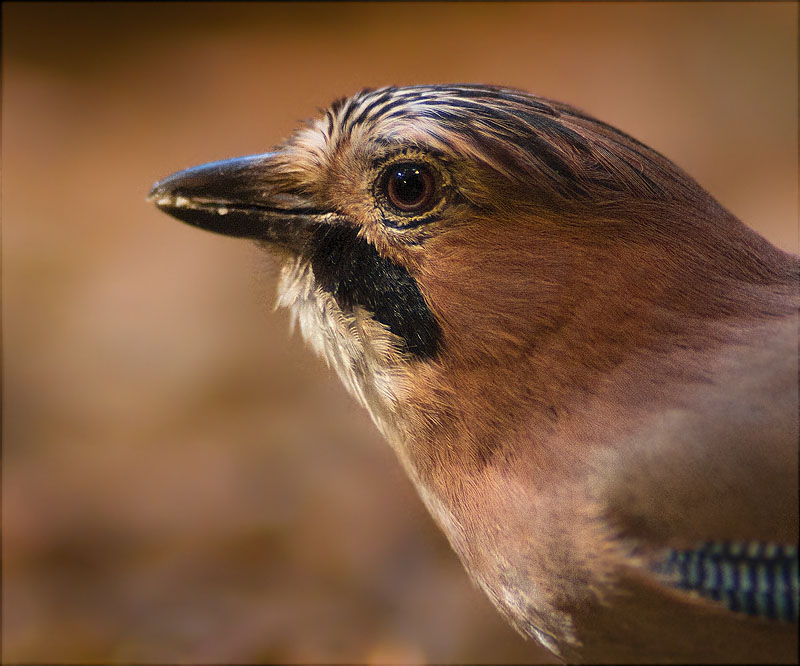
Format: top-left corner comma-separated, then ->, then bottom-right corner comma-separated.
174,196 -> 190,208
217,207 -> 229,215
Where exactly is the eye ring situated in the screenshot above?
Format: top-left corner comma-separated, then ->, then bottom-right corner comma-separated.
382,162 -> 437,214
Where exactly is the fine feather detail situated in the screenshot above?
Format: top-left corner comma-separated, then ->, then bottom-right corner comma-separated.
655,541 -> 799,621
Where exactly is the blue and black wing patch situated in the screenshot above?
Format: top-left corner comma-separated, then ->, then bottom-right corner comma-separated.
655,541 -> 798,621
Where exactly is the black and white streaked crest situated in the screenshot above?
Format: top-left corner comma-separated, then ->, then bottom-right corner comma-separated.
312,84 -> 697,203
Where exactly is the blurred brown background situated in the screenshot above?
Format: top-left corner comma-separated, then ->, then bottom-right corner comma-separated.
2,2 -> 797,664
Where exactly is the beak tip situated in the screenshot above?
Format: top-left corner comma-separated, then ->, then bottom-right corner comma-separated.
146,181 -> 164,204
147,180 -> 182,209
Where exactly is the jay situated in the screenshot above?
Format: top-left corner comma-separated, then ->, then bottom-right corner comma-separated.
149,85 -> 799,663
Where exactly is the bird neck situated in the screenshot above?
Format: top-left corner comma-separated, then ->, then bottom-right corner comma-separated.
398,201 -> 798,492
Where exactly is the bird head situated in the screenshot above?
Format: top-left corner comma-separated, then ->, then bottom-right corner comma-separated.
150,85 -> 791,473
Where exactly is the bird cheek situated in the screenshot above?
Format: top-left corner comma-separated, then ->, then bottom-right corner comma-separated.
418,235 -> 567,359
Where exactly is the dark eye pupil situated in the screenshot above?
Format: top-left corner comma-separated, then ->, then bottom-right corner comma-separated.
393,167 -> 425,203
385,163 -> 435,212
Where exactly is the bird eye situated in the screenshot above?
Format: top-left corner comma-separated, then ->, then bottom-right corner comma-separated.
383,162 -> 436,213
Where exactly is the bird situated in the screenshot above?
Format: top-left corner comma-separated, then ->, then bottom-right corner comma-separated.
148,84 -> 799,663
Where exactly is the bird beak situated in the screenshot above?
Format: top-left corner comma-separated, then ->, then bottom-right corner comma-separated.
147,152 -> 325,252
